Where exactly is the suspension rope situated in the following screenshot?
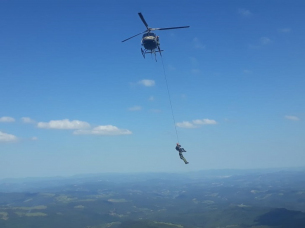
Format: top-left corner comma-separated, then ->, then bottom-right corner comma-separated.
160,55 -> 180,143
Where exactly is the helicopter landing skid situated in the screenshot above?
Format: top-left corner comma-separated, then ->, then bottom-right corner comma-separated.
141,48 -> 145,58
141,48 -> 164,61
157,46 -> 163,57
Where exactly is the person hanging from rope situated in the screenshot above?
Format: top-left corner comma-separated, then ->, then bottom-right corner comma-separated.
175,143 -> 189,164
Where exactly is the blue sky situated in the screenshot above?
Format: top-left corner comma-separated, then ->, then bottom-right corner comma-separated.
1,0 -> 304,178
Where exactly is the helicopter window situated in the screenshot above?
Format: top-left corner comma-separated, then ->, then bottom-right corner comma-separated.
143,33 -> 156,37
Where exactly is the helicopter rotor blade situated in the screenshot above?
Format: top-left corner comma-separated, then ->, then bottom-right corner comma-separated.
138,12 -> 149,29
122,31 -> 146,42
152,26 -> 190,31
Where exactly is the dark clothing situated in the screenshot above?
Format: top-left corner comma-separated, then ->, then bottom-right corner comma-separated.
175,144 -> 188,164
175,145 -> 186,152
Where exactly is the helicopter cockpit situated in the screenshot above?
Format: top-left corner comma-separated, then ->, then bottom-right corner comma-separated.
142,32 -> 156,38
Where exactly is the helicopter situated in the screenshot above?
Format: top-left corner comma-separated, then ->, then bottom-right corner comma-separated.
122,12 -> 190,61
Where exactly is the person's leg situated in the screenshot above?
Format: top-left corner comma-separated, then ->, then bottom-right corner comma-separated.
179,153 -> 188,164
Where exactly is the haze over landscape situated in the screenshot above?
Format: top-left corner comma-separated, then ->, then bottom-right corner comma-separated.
1,169 -> 305,228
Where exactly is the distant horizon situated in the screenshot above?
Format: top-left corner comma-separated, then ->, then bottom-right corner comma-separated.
1,166 -> 305,181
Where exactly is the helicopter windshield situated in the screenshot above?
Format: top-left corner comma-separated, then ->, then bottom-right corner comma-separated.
142,33 -> 156,37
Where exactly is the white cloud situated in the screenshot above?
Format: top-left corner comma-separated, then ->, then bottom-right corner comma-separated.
177,118 -> 217,128
73,125 -> 132,136
37,119 -> 91,129
0,116 -> 15,123
176,121 -> 197,128
260,37 -> 271,45
21,117 -> 35,123
193,119 -> 217,125
138,79 -> 155,87
31,136 -> 38,141
0,131 -> 17,142
128,106 -> 142,111
149,96 -> 154,101
238,9 -> 252,17
193,37 -> 205,49
278,28 -> 291,33
285,115 -> 299,121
